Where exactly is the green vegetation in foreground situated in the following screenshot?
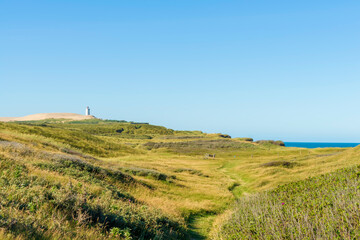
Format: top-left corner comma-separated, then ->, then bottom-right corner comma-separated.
0,142 -> 186,240
0,119 -> 359,239
215,165 -> 360,239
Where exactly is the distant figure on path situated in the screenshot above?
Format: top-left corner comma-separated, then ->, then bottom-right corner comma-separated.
204,153 -> 216,159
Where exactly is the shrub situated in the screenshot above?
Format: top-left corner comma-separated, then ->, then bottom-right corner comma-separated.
261,161 -> 296,168
235,138 -> 253,142
256,140 -> 285,146
120,167 -> 174,181
157,136 -> 204,140
227,182 -> 240,191
219,134 -> 231,138
143,140 -> 255,152
174,168 -> 208,177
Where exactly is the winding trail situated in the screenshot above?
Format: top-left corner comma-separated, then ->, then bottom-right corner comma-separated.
188,157 -> 250,239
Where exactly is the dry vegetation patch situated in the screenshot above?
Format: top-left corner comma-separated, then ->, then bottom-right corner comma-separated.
261,160 -> 297,168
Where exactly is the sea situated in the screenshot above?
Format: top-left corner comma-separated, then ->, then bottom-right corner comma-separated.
284,142 -> 360,149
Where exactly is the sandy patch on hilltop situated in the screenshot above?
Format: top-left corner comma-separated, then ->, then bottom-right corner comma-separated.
0,113 -> 96,122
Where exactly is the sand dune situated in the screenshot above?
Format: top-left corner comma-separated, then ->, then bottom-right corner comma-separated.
0,113 -> 96,122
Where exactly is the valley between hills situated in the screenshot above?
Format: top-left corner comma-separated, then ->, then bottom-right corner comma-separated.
0,117 -> 359,239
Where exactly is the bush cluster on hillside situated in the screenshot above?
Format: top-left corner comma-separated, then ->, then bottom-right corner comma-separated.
256,140 -> 285,146
235,137 -> 254,142
174,168 -> 208,177
120,167 -> 175,181
144,139 -> 255,152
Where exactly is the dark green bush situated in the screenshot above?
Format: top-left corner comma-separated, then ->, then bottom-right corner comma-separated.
256,140 -> 285,146
261,161 -> 296,168
121,167 -> 174,181
219,134 -> 231,138
236,138 -> 254,142
174,168 -> 208,177
144,140 -> 255,152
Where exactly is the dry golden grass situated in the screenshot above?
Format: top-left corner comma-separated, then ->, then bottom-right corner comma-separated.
1,121 -> 360,239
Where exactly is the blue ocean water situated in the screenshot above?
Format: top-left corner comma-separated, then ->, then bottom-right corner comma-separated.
284,142 -> 360,149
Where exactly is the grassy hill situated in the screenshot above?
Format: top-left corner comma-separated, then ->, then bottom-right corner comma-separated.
0,119 -> 359,239
213,163 -> 360,239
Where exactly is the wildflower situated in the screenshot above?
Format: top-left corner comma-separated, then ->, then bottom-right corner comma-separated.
282,202 -> 285,205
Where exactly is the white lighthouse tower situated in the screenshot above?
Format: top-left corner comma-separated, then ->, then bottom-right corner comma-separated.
85,106 -> 90,116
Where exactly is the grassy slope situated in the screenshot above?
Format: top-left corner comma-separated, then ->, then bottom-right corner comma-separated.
215,162 -> 360,239
0,120 -> 359,239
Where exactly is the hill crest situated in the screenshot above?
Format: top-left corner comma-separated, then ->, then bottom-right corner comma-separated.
0,113 -> 96,122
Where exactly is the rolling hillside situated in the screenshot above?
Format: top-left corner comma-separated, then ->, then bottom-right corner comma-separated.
214,160 -> 360,239
0,119 -> 359,239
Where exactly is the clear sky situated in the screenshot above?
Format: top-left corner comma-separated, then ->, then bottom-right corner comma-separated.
1,1 -> 360,142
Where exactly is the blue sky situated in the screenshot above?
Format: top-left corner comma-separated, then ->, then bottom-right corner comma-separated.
1,1 -> 360,142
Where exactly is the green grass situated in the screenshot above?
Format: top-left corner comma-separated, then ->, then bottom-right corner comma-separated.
0,120 -> 359,239
0,122 -> 139,157
0,157 -> 186,239
0,141 -> 187,239
215,165 -> 360,239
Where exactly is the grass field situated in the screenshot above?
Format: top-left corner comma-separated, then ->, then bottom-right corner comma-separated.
214,164 -> 360,239
0,119 -> 359,239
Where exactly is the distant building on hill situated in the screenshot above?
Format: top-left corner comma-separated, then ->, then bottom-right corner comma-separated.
86,106 -> 90,116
